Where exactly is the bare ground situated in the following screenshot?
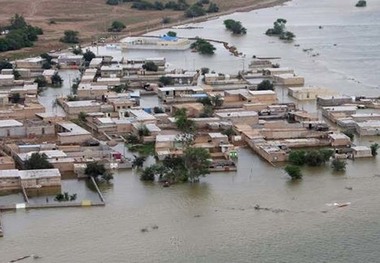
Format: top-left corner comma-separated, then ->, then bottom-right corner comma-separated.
0,0 -> 289,59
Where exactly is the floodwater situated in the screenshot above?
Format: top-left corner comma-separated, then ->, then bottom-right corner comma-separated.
2,0 -> 380,262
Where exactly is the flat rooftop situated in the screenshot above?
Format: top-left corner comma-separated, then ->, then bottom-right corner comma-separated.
216,111 -> 258,118
0,119 -> 23,128
57,122 -> 91,136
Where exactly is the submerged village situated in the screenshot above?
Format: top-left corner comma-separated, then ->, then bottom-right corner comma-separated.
0,10 -> 380,237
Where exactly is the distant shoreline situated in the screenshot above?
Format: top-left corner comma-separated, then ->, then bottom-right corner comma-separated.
125,0 -> 291,39
0,0 -> 291,60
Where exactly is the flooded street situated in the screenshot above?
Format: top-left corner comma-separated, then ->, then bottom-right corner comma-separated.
1,0 -> 380,262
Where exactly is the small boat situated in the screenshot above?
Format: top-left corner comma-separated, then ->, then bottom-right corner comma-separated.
335,202 -> 351,208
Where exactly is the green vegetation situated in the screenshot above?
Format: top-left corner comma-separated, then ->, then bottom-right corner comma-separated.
85,162 -> 113,183
265,18 -> 295,41
284,164 -> 302,180
78,112 -> 87,122
132,155 -> 146,169
355,0 -> 366,7
24,153 -> 54,170
174,108 -> 196,133
153,106 -> 165,113
71,77 -> 80,95
60,30 -> 80,44
223,19 -> 247,35
288,149 -> 333,166
370,143 -> 379,156
0,60 -> 12,71
331,159 -> 347,172
166,31 -> 177,37
159,76 -> 174,86
0,14 -> 43,52
55,192 -> 77,202
257,80 -> 274,91
51,72 -> 63,86
185,4 -> 206,17
140,147 -> 211,183
342,130 -> 354,141
190,38 -> 216,55
143,61 -> 158,72
109,84 -> 128,93
83,50 -> 96,63
109,20 -> 126,32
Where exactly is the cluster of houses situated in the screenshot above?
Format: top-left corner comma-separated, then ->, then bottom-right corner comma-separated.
0,52 -> 379,193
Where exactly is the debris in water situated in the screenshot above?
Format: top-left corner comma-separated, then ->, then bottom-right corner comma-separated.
140,228 -> 148,233
152,225 -> 159,230
345,186 -> 353,190
194,214 -> 201,218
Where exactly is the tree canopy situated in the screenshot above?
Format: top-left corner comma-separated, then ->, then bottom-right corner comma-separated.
224,19 -> 247,35
109,20 -> 126,32
285,164 -> 302,180
24,153 -> 54,170
0,14 -> 43,52
60,30 -> 80,44
143,61 -> 158,72
257,80 -> 274,90
190,38 -> 216,55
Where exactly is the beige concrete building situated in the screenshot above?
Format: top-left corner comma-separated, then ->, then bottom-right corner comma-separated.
273,74 -> 304,86
15,57 -> 45,69
288,87 -> 338,100
61,100 -> 102,116
56,122 -> 92,145
0,168 -> 61,191
0,74 -> 14,86
215,111 -> 259,125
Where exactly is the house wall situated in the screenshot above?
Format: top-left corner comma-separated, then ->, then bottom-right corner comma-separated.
58,134 -> 92,145
0,177 -> 21,190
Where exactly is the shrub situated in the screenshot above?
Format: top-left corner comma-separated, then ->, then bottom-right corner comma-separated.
185,4 -> 206,18
60,30 -> 79,44
190,38 -> 216,55
285,165 -> 302,180
109,20 -> 126,32
370,143 -> 379,156
224,19 -> 247,35
143,61 -> 158,72
257,80 -> 274,90
331,159 -> 347,172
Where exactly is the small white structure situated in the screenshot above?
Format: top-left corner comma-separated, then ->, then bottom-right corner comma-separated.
351,146 -> 372,158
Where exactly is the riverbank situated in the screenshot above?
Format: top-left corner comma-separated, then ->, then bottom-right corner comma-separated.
0,0 -> 290,60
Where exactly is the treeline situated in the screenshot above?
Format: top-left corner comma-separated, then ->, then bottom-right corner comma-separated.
0,14 -> 43,52
106,0 -> 219,18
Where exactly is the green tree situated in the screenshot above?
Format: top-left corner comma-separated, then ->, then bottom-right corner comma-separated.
207,2 -> 219,13
211,94 -> 223,107
159,76 -> 174,86
342,130 -> 354,141
109,20 -> 126,32
24,153 -> 54,170
288,150 -> 306,166
85,162 -> 106,178
143,61 -> 158,72
60,30 -> 80,44
51,72 -> 63,86
83,50 -> 96,63
331,159 -> 347,172
34,76 -> 47,88
224,19 -> 247,35
78,112 -> 87,122
140,165 -> 157,181
9,14 -> 27,30
284,164 -> 302,180
304,150 -> 325,166
174,108 -> 196,133
0,60 -> 12,71
190,38 -> 216,55
370,143 -> 379,156
185,4 -> 206,18
183,147 -> 211,182
257,80 -> 274,90
280,31 -> 296,41
355,0 -> 367,7
166,31 -> 177,37
132,155 -> 146,169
